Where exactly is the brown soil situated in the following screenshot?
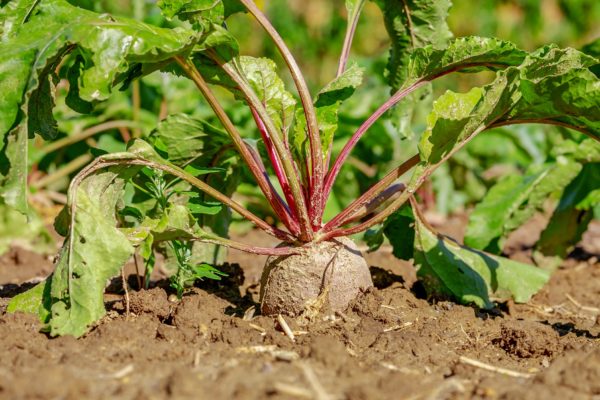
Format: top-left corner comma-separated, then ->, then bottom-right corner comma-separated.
1,218 -> 599,400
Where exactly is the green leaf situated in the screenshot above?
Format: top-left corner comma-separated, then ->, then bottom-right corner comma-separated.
372,0 -> 452,139
47,166 -> 138,337
191,263 -> 227,280
0,0 -> 197,212
239,56 -> 296,138
149,114 -> 230,165
383,204 -> 415,260
414,214 -> 550,309
418,86 -> 487,164
403,36 -> 528,87
158,0 -> 228,24
372,0 -> 453,91
536,163 -> 600,262
417,46 -> 600,173
315,62 -> 364,108
293,62 -> 363,164
499,46 -> 600,137
6,277 -> 51,323
465,159 -> 582,253
187,200 -> 223,215
0,0 -> 40,41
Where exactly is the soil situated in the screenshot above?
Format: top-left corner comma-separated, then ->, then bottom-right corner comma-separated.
1,217 -> 599,400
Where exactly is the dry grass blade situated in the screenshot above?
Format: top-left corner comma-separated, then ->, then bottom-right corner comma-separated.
236,345 -> 299,361
243,306 -> 256,321
248,323 -> 266,335
272,382 -> 313,398
383,321 -> 413,332
278,314 -> 296,342
458,356 -> 534,378
565,293 -> 600,314
108,364 -> 134,379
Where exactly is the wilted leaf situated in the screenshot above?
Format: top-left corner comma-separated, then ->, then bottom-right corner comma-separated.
9,139 -> 230,336
48,176 -> 135,337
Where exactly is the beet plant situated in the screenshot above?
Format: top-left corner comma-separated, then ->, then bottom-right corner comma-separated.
2,0 -> 599,337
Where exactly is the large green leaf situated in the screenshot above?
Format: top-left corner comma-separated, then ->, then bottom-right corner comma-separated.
402,36 -> 528,87
0,0 -> 197,212
414,213 -> 550,308
417,46 -> 600,171
499,46 -> 600,135
411,45 -> 599,272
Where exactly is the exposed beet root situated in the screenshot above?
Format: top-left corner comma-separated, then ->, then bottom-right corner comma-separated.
260,237 -> 373,316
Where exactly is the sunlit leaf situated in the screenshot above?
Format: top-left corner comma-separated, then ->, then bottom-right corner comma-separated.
414,212 -> 550,308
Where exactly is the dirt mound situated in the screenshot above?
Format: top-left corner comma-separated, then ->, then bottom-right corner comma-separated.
493,320 -> 562,358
